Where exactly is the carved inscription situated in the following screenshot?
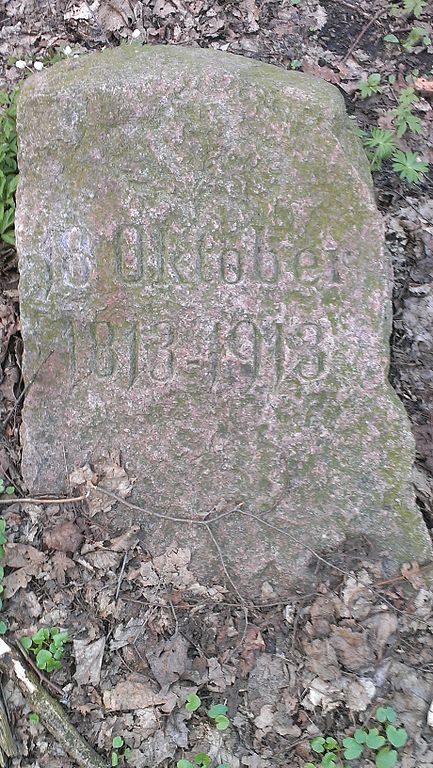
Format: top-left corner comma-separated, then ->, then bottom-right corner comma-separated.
43,223 -> 346,293
66,317 -> 328,391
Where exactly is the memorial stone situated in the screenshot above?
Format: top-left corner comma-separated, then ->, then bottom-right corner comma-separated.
16,45 -> 432,593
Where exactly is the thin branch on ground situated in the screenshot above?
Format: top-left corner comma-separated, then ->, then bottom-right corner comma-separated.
89,484 -> 433,625
0,493 -> 87,505
0,637 -> 106,768
342,6 -> 388,62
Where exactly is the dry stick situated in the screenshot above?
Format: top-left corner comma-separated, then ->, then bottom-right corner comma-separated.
91,485 -> 433,624
0,638 -> 105,768
0,494 -> 87,506
342,6 -> 388,62
16,642 -> 65,697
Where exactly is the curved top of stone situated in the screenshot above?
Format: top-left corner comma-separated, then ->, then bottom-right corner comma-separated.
18,44 -> 372,190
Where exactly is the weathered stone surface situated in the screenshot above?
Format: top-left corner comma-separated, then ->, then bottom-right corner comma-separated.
16,45 -> 431,593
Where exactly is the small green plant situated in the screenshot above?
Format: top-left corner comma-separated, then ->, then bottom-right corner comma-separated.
305,706 -> 408,768
392,150 -> 429,183
20,627 -> 69,672
178,696 -> 231,767
0,479 -> 14,496
111,736 -> 131,767
0,89 -> 18,247
177,760 -> 229,768
362,128 -> 396,169
28,712 -> 40,724
402,26 -> 431,51
389,0 -> 427,16
357,73 -> 382,99
207,704 -> 230,731
392,87 -> 422,136
185,693 -> 201,712
185,695 -> 231,731
402,0 -> 427,17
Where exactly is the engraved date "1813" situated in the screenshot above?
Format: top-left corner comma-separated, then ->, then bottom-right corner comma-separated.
65,318 -> 328,391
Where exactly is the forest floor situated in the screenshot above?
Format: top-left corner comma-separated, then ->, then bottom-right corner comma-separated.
0,1 -> 433,767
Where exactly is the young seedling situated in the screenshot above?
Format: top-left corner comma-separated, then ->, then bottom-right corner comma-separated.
392,87 -> 422,137
0,89 -> 18,247
111,736 -> 131,766
392,150 -> 429,183
185,692 -> 202,712
305,706 -> 408,768
207,704 -> 230,731
402,26 -> 431,52
402,0 -> 427,17
361,128 -> 396,169
357,73 -> 382,99
20,627 -> 69,672
0,479 -> 14,496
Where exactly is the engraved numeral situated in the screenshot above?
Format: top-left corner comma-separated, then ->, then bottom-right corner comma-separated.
150,322 -> 174,382
90,321 -> 116,377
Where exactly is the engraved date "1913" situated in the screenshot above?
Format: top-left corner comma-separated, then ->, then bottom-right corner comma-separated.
65,318 -> 328,391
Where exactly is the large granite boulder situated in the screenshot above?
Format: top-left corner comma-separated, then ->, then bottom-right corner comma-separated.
16,45 -> 432,594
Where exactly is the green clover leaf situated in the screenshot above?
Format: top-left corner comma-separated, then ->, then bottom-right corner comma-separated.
311,737 -> 325,754
207,704 -> 228,718
342,737 -> 364,760
385,725 -> 407,748
185,693 -> 201,713
376,707 -> 396,724
375,748 -> 398,768
354,729 -> 367,744
215,714 -> 230,731
366,728 -> 386,750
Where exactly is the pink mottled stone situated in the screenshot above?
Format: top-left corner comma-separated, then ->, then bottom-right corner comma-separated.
16,45 -> 431,594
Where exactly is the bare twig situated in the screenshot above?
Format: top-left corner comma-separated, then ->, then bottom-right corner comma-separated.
0,493 -> 87,506
342,6 -> 388,62
90,484 -> 433,624
115,551 -> 128,601
0,638 -> 105,768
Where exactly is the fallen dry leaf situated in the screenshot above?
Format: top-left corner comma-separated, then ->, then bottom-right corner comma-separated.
4,544 -> 46,598
401,561 -> 426,590
302,61 -> 340,84
414,77 -> 433,98
73,636 -> 106,686
329,626 -> 374,672
239,625 -> 265,676
70,452 -> 134,516
102,677 -> 165,711
146,634 -> 190,690
43,521 -> 84,553
50,551 -> 76,584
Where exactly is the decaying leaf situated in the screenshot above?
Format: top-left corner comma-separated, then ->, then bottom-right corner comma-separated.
43,521 -> 84,553
73,636 -> 106,686
146,634 -> 190,690
239,625 -> 265,676
4,544 -> 46,598
102,677 -> 165,711
70,452 -> 134,516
